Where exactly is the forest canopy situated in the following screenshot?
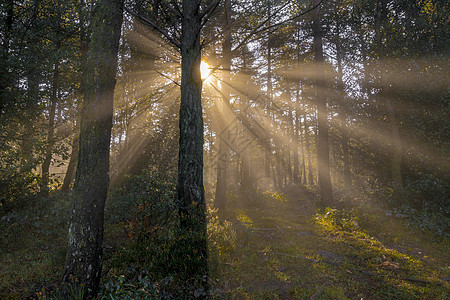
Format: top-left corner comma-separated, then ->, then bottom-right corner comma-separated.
0,0 -> 449,299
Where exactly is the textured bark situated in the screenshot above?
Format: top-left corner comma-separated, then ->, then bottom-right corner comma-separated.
215,0 -> 232,210
313,0 -> 333,205
63,0 -> 124,298
177,0 -> 208,286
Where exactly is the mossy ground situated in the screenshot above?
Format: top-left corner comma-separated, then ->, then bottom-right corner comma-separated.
0,187 -> 448,299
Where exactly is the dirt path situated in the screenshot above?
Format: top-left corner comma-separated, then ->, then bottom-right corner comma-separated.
211,189 -> 449,299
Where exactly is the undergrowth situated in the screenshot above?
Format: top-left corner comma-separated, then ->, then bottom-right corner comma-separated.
1,177 -> 449,299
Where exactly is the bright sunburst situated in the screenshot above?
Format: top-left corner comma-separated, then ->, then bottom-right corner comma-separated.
200,60 -> 211,82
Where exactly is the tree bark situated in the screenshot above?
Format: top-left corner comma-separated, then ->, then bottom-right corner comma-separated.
177,0 -> 208,287
313,0 -> 333,205
63,0 -> 124,298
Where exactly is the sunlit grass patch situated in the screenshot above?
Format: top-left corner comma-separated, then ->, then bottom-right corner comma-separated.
314,206 -> 449,298
235,209 -> 254,228
263,191 -> 288,204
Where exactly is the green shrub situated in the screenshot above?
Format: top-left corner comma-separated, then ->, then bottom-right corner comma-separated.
100,275 -> 173,299
106,170 -> 176,241
315,207 -> 360,232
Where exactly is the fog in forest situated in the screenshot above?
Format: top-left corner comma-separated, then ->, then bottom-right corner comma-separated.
1,0 -> 448,299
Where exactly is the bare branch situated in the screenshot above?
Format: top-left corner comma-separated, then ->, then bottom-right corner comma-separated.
200,0 -> 222,19
253,0 -> 323,36
169,0 -> 182,15
205,0 -> 320,76
161,0 -> 182,18
125,6 -> 181,49
154,69 -> 181,87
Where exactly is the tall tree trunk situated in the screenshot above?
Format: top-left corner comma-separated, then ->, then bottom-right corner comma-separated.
215,0 -> 232,210
265,0 -> 272,179
386,98 -> 403,194
63,1 -> 124,298
301,127 -> 307,185
313,0 -> 333,205
374,0 -> 403,195
293,128 -> 300,184
293,87 -> 301,184
177,0 -> 208,287
303,113 -> 314,185
0,0 -> 13,116
335,26 -> 352,191
61,123 -> 79,192
287,106 -> 293,185
41,60 -> 60,197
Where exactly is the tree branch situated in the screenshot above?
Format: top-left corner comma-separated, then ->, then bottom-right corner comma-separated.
125,6 -> 181,49
200,0 -> 222,19
253,0 -> 323,36
154,69 -> 181,87
206,0 -> 317,76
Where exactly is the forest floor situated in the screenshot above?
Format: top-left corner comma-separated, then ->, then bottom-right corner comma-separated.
0,186 -> 449,299
210,187 -> 449,299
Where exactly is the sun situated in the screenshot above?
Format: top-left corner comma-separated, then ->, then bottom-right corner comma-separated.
200,60 -> 211,82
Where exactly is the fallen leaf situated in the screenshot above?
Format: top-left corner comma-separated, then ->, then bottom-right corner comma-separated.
379,260 -> 400,269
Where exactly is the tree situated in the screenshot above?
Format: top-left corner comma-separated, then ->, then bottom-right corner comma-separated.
312,0 -> 333,205
176,0 -> 208,284
63,0 -> 124,297
215,0 -> 232,210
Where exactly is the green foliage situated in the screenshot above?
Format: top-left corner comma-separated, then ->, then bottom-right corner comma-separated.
404,174 -> 449,211
106,170 -> 176,240
0,140 -> 42,213
208,206 -> 237,273
315,207 -> 361,232
35,281 -> 85,300
100,275 -> 173,299
103,170 -> 211,298
0,192 -> 69,299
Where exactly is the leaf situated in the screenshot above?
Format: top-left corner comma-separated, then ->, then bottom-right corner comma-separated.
379,260 -> 400,269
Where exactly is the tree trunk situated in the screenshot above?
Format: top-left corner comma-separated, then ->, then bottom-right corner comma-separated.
41,60 -> 59,197
293,88 -> 301,184
374,0 -> 403,195
335,26 -> 352,191
303,113 -> 314,185
215,0 -> 232,210
63,1 -> 124,298
0,0 -> 13,116
61,124 -> 79,192
177,0 -> 208,287
386,98 -> 403,194
265,1 -> 272,179
313,0 -> 333,205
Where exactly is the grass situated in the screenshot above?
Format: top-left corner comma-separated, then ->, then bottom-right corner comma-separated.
210,187 -> 449,299
0,186 -> 449,299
